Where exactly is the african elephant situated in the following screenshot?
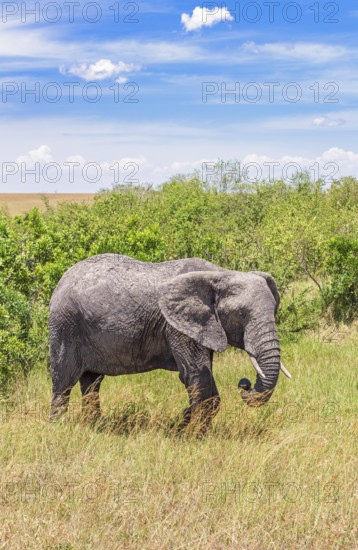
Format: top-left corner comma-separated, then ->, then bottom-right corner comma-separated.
49,254 -> 291,427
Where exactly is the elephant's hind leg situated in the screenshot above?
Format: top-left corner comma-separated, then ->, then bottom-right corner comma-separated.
49,336 -> 82,422
80,372 -> 104,421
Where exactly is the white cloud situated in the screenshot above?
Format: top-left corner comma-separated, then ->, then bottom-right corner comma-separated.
152,148 -> 358,184
99,156 -> 147,173
1,20 -> 352,70
249,108 -> 358,132
60,59 -> 139,81
153,158 -> 213,175
3,116 -> 358,191
7,145 -> 149,192
4,143 -> 358,192
181,6 -> 233,31
64,155 -> 86,165
237,149 -> 358,182
16,144 -> 53,167
0,22 -> 205,67
242,41 -> 349,63
317,147 -> 358,172
312,117 -> 346,128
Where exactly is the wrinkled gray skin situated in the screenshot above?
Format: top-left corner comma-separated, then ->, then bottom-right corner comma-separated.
49,254 -> 281,427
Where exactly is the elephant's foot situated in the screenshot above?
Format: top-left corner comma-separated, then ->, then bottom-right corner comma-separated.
49,391 -> 71,422
49,406 -> 68,423
182,406 -> 192,424
172,407 -> 192,434
182,396 -> 221,437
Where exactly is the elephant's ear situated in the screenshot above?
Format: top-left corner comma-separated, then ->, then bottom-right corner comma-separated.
158,272 -> 227,352
250,271 -> 280,313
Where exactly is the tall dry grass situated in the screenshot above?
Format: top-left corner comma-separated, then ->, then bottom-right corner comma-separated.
0,329 -> 356,549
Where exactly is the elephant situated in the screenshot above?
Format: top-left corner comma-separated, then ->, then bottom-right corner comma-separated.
49,254 -> 291,428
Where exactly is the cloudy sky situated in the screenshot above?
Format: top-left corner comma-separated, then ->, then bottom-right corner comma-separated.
0,0 -> 357,191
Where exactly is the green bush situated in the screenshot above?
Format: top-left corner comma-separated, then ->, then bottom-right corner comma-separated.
322,236 -> 358,323
276,286 -> 323,341
0,282 -> 49,393
0,173 -> 357,393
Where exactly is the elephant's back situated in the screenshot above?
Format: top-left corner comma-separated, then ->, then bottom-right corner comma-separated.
50,254 -> 147,308
49,253 -> 226,312
77,253 -> 222,275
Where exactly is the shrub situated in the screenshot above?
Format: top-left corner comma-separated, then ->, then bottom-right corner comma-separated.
322,236 -> 358,323
0,173 -> 357,393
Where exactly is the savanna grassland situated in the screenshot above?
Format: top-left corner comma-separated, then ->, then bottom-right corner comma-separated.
0,330 -> 356,549
0,194 -> 94,217
0,174 -> 357,549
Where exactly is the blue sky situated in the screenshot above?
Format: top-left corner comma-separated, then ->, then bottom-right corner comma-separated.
0,0 -> 357,191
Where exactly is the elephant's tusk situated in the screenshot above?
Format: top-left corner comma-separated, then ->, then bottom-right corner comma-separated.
280,362 -> 292,379
249,356 -> 266,380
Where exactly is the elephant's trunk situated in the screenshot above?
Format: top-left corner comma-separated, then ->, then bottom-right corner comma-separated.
241,320 -> 281,406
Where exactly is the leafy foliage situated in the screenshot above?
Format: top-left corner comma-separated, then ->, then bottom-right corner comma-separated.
322,236 -> 358,322
0,174 -> 357,392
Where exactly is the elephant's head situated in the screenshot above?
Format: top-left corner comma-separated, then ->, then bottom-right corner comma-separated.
159,270 -> 290,406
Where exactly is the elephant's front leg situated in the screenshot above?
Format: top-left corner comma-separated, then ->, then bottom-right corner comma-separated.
170,332 -> 220,433
186,366 -> 220,434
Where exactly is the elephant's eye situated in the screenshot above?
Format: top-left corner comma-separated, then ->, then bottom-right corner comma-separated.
238,308 -> 247,319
